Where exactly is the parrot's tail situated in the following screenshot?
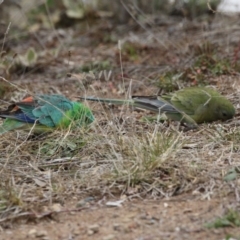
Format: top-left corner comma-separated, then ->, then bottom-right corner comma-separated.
78,96 -> 179,113
131,97 -> 176,113
0,119 -> 26,135
78,96 -> 133,105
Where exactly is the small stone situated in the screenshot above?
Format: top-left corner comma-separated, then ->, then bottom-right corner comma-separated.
28,229 -> 37,237
123,227 -> 131,233
139,213 -> 147,220
102,234 -> 115,240
237,179 -> 240,186
113,223 -> 121,231
146,219 -> 156,225
175,227 -> 180,232
87,230 -> 94,236
163,202 -> 168,207
36,230 -> 48,238
76,197 -> 95,207
73,228 -> 81,235
88,224 -> 99,234
51,203 -> 62,212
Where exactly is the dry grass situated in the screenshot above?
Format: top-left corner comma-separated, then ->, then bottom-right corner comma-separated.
0,2 -> 240,232
0,99 -> 239,222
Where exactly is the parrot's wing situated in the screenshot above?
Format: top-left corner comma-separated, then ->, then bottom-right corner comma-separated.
162,88 -> 212,116
166,93 -> 195,116
32,95 -> 73,127
133,95 -> 197,128
2,95 -> 74,128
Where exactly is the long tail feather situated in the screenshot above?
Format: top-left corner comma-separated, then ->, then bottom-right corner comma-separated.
79,96 -> 178,113
0,119 -> 53,135
0,119 -> 26,135
78,96 -> 133,105
132,96 -> 179,113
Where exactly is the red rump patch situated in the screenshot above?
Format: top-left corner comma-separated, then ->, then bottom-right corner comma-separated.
11,96 -> 34,112
21,96 -> 34,103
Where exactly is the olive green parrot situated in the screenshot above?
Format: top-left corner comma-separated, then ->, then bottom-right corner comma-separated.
78,87 -> 235,128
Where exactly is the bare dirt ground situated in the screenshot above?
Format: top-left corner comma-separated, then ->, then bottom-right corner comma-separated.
1,2 -> 240,240
1,198 -> 240,240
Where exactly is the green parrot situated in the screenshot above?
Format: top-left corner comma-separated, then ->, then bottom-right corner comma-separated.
79,87 -> 235,127
0,94 -> 94,135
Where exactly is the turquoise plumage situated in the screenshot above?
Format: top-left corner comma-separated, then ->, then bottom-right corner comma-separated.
0,94 -> 94,135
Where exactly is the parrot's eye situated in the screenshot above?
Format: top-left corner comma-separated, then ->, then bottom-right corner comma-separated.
222,111 -> 227,117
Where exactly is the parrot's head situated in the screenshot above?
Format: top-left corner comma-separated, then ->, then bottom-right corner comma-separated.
195,96 -> 235,123
214,99 -> 235,121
